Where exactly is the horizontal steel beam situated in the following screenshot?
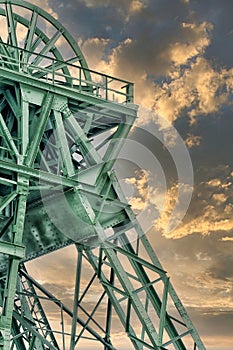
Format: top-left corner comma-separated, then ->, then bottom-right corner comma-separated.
0,241 -> 25,258
0,67 -> 137,117
0,159 -> 78,187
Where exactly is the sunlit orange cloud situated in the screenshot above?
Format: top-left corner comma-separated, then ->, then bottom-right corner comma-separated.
29,0 -> 233,127
221,236 -> 233,241
169,22 -> 212,66
79,37 -> 111,73
128,0 -> 146,15
78,19 -> 233,133
124,171 -> 166,214
125,171 -> 233,240
77,16 -> 230,125
81,36 -> 157,108
154,56 -> 231,123
155,195 -> 233,239
185,134 -> 202,148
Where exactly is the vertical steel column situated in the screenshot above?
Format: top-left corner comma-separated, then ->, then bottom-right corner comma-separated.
0,175 -> 29,349
69,245 -> 83,350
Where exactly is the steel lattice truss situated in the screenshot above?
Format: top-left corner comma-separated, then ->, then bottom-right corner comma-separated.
0,1 -> 206,349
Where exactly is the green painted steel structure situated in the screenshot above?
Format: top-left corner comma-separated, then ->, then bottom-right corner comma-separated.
0,1 -> 206,349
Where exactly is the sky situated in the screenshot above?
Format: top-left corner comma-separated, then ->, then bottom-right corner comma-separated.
23,0 -> 233,349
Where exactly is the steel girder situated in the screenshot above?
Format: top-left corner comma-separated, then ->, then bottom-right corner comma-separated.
0,1 -> 206,350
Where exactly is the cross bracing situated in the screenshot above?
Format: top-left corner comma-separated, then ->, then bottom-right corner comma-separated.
0,1 -> 206,349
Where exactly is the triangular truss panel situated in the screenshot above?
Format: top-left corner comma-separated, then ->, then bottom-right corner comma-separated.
0,1 -> 206,349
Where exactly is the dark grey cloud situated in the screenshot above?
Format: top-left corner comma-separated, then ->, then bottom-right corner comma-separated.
190,0 -> 233,68
148,231 -> 230,267
184,110 -> 233,170
189,308 -> 233,337
45,0 -> 199,78
208,255 -> 233,281
175,106 -> 233,160
47,0 -> 129,42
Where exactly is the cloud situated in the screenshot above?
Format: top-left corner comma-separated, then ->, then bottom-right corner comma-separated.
221,236 -> 233,242
147,230 -> 233,314
29,0 -> 59,19
208,255 -> 233,281
185,134 -> 202,148
103,25 -> 213,110
143,230 -> 233,350
79,0 -> 146,15
153,170 -> 233,239
129,0 -> 146,14
91,37 -> 157,108
67,5 -> 232,124
26,0 -> 233,128
50,0 -> 212,114
168,21 -> 212,66
191,0 -> 233,69
79,37 -> 111,72
153,56 -> 232,123
27,246 -> 78,288
124,170 -> 165,213
212,192 -> 228,204
46,0 -> 148,46
154,183 -> 195,237
27,0 -> 231,130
